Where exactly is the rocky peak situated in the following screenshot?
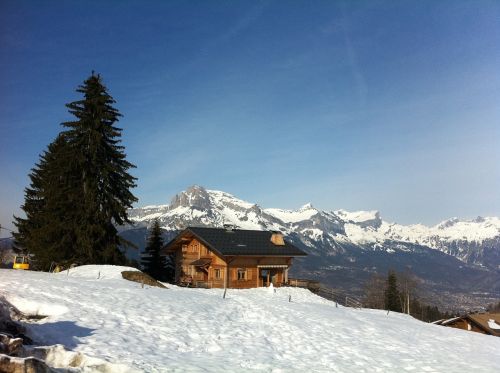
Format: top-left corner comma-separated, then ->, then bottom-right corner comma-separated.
169,185 -> 211,210
127,186 -> 500,270
437,217 -> 459,230
336,210 -> 382,229
299,203 -> 315,210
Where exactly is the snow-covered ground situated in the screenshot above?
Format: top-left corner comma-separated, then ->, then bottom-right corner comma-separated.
1,266 -> 499,372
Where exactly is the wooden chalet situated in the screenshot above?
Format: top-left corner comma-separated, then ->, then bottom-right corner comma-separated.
161,226 -> 307,289
433,313 -> 500,337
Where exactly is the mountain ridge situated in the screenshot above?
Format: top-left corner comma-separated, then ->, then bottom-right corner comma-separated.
128,185 -> 500,269
123,185 -> 500,310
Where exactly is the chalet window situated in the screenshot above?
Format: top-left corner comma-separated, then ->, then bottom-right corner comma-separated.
214,268 -> 222,279
237,268 -> 246,281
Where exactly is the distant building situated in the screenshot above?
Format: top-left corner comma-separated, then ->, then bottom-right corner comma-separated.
162,227 -> 307,289
433,313 -> 500,337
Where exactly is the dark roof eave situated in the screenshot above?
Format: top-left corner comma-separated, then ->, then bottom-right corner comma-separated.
161,227 -> 226,258
161,226 -> 308,258
185,227 -> 227,258
160,228 -> 191,255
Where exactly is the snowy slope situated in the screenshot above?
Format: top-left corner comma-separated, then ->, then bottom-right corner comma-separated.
1,266 -> 499,372
127,185 -> 500,268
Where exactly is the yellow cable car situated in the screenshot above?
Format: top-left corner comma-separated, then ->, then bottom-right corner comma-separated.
13,255 -> 30,270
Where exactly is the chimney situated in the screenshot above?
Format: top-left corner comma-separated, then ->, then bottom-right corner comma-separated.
224,224 -> 235,232
270,231 -> 285,246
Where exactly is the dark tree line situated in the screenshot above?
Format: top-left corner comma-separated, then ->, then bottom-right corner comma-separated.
363,270 -> 453,322
14,73 -> 137,270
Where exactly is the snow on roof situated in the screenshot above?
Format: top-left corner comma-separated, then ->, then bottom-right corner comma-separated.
488,319 -> 500,330
431,319 -> 445,324
440,317 -> 462,325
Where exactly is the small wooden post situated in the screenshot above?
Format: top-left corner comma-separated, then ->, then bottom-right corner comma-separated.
224,264 -> 229,291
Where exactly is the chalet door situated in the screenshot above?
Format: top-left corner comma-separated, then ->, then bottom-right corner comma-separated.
200,268 -> 208,281
259,268 -> 283,287
271,270 -> 278,286
260,269 -> 269,287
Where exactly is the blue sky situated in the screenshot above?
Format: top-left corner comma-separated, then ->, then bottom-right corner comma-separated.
1,0 -> 499,232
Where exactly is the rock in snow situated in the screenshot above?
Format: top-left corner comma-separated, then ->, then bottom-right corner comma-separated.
0,354 -> 52,373
1,266 -> 499,372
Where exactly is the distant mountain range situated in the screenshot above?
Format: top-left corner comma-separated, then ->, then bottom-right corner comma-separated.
123,185 -> 500,311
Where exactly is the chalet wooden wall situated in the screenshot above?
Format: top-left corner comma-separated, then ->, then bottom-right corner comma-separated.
175,238 -> 224,286
173,237 -> 292,289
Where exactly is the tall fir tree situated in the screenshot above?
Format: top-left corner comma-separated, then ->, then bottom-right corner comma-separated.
384,270 -> 402,312
14,73 -> 137,268
61,73 -> 138,264
141,220 -> 167,281
13,135 -> 78,269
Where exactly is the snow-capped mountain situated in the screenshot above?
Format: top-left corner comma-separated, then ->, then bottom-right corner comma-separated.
125,185 -> 500,310
128,185 -> 500,269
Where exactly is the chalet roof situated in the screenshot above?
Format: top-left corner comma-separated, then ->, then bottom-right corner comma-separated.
437,313 -> 500,337
162,227 -> 307,257
468,313 -> 500,337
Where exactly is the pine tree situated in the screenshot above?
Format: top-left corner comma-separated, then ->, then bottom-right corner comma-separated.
384,270 -> 402,312
13,135 -> 78,269
164,254 -> 175,283
62,73 -> 137,264
141,220 -> 167,281
14,73 -> 137,268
